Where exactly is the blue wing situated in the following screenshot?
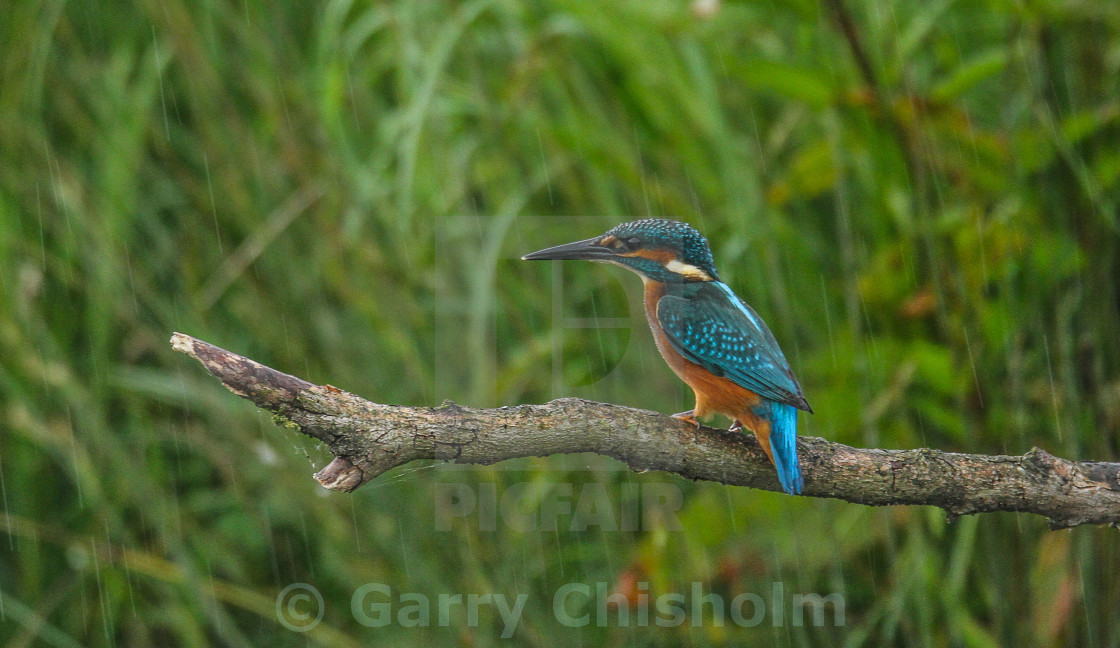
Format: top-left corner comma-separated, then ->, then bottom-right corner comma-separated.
656,282 -> 811,412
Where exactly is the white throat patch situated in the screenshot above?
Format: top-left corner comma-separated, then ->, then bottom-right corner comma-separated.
665,259 -> 713,281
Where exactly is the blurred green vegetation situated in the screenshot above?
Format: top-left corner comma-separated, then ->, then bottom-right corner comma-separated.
1,0 -> 1118,645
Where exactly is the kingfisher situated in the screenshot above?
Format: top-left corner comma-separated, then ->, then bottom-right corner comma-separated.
522,219 -> 811,494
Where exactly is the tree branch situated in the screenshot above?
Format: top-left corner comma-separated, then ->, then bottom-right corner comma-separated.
170,333 -> 1120,530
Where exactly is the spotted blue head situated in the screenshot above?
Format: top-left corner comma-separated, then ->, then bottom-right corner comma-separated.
521,219 -> 719,284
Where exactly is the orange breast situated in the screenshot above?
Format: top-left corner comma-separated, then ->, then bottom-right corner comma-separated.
641,279 -> 762,420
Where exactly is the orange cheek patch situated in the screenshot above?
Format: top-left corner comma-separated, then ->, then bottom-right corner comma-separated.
623,248 -> 676,263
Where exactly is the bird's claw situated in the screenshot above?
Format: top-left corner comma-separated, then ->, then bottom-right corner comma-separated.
728,419 -> 742,432
672,410 -> 700,428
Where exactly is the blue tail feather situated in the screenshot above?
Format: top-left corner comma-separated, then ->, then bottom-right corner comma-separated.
755,400 -> 803,495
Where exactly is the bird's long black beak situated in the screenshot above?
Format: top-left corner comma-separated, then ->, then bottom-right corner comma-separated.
521,236 -> 615,261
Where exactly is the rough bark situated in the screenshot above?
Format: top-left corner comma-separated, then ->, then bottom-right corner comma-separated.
170,332 -> 1120,529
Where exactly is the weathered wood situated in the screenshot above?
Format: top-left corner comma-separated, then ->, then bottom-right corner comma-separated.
171,332 -> 1120,529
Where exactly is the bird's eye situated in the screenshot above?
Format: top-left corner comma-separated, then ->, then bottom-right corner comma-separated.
624,237 -> 642,250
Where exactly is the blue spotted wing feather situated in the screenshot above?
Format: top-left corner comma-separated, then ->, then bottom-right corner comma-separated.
656,282 -> 811,412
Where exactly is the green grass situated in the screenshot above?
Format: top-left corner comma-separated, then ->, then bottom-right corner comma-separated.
1,0 -> 1118,645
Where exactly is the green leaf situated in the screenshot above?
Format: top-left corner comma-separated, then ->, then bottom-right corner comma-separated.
738,59 -> 833,107
931,49 -> 1008,101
